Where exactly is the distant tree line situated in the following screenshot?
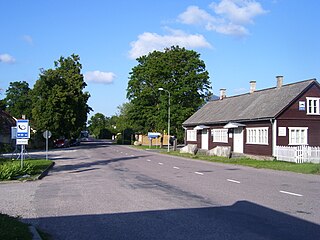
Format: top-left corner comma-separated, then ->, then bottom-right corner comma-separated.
2,46 -> 212,146
1,54 -> 91,144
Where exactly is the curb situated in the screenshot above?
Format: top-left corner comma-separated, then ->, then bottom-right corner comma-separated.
37,162 -> 55,180
29,226 -> 42,240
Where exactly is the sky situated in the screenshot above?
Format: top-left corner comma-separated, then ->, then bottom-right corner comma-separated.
1,0 -> 320,119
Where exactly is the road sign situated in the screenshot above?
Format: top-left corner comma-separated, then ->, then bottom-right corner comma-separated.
148,132 -> 161,139
16,120 -> 29,138
43,130 -> 52,139
16,139 -> 28,145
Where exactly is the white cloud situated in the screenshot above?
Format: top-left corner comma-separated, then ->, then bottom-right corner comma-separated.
178,6 -> 216,25
210,0 -> 267,24
178,0 -> 267,36
0,53 -> 16,64
22,35 -> 33,45
206,21 -> 248,36
129,29 -> 212,59
84,71 -> 116,84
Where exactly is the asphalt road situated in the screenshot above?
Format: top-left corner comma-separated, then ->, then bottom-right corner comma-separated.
0,141 -> 320,240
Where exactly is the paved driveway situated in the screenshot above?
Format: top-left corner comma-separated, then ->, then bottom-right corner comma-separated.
0,141 -> 319,239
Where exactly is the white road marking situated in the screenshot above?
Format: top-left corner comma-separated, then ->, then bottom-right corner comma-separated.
280,190 -> 303,197
195,172 -> 204,175
173,166 -> 180,169
158,162 -> 164,165
227,179 -> 241,184
147,159 -> 151,162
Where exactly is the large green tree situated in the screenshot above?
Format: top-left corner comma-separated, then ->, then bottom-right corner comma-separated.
32,54 -> 91,139
127,46 -> 212,141
4,81 -> 32,119
88,113 -> 110,138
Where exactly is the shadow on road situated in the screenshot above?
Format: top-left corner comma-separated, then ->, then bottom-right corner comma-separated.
50,155 -> 150,173
26,201 -> 320,240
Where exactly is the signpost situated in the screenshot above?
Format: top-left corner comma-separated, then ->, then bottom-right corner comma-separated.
43,130 -> 52,160
16,119 -> 30,169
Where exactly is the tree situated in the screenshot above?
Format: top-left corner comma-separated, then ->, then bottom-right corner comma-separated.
88,113 -> 109,139
4,81 -> 32,119
32,54 -> 91,139
127,46 -> 212,141
109,103 -> 135,144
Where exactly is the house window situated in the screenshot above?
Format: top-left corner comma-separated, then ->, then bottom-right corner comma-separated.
246,127 -> 268,145
288,127 -> 308,145
187,130 -> 197,141
212,129 -> 228,143
306,97 -> 320,115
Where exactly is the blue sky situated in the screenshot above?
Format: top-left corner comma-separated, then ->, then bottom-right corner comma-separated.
1,0 -> 319,119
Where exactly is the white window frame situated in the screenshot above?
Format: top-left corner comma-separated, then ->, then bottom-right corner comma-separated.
187,130 -> 197,141
306,97 -> 320,115
212,129 -> 228,143
246,127 -> 268,145
288,127 -> 308,145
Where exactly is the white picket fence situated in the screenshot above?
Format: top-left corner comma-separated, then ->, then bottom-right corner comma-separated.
275,145 -> 320,164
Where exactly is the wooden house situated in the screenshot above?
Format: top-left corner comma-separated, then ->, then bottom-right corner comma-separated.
0,110 -> 16,144
182,76 -> 320,157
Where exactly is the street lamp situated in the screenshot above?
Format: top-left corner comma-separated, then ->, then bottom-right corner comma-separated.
158,87 -> 170,152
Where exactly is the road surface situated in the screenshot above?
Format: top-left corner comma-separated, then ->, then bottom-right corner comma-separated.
0,141 -> 319,239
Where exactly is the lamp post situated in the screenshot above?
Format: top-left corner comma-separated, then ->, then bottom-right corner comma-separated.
158,87 -> 170,152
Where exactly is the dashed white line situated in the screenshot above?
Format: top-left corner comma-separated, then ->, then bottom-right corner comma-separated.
147,159 -> 151,162
173,166 -> 180,170
195,172 -> 204,175
158,162 -> 164,165
227,179 -> 241,184
280,190 -> 303,197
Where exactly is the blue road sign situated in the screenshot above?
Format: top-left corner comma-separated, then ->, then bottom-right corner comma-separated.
16,119 -> 30,139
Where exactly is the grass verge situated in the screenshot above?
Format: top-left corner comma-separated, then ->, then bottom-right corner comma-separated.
0,213 -> 33,240
164,151 -> 320,175
0,158 -> 53,181
130,146 -> 320,175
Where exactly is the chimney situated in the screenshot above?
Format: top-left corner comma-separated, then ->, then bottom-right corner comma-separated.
220,88 -> 226,100
250,81 -> 256,93
276,76 -> 283,89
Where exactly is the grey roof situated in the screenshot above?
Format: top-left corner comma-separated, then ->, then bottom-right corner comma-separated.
183,79 -> 318,126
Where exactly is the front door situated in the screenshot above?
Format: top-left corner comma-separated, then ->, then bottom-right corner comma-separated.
201,129 -> 209,150
233,127 -> 244,153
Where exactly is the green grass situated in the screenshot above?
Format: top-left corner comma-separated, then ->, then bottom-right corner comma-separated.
0,158 -> 52,181
132,145 -> 164,150
0,213 -> 33,240
159,150 -> 320,175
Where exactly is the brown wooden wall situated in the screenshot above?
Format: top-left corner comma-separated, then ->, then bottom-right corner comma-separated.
243,121 -> 273,156
185,122 -> 273,156
276,83 -> 320,146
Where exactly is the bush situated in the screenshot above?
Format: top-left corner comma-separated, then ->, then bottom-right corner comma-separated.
0,143 -> 14,154
0,161 -> 34,180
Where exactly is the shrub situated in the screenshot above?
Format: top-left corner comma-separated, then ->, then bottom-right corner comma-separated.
0,161 -> 34,180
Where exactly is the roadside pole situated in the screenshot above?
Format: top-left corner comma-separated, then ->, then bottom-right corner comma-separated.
21,144 -> 24,169
43,130 -> 52,160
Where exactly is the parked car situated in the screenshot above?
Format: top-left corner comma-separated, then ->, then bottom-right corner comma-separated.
53,138 -> 69,148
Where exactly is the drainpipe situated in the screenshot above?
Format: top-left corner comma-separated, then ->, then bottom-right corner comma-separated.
270,118 -> 277,157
